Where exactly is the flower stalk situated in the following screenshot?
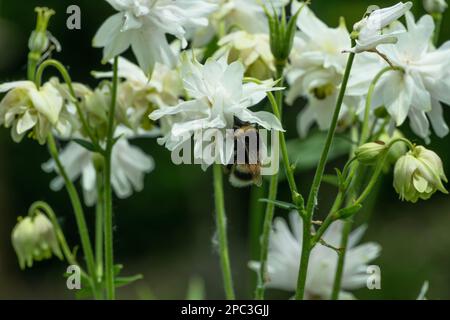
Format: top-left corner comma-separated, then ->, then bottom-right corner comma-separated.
46,134 -> 100,298
213,163 -> 235,300
103,56 -> 119,300
295,44 -> 356,300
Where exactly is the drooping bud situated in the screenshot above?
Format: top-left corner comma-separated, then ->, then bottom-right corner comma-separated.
423,0 -> 448,14
11,212 -> 63,269
393,146 -> 448,203
355,141 -> 387,165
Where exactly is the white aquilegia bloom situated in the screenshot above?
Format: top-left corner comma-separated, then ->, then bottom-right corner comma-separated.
393,145 -> 448,202
11,213 -> 63,269
93,0 -> 217,75
191,0 -> 288,47
214,31 -> 275,80
42,127 -> 154,206
287,3 -> 381,137
93,55 -> 183,131
373,13 -> 450,142
350,2 -> 413,53
0,81 -> 63,144
149,53 -> 283,167
250,212 -> 381,299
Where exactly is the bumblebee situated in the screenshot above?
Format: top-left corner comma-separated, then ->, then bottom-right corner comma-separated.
227,118 -> 262,188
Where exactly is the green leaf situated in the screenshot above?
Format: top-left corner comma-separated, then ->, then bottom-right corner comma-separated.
73,138 -> 99,153
115,274 -> 144,288
259,198 -> 297,210
112,134 -> 124,147
114,264 -> 124,276
285,3 -> 305,58
336,204 -> 362,219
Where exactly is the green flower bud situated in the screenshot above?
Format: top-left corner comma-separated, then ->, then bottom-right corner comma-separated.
11,212 -> 62,269
394,146 -> 448,203
423,0 -> 448,14
355,141 -> 387,165
28,7 -> 55,53
264,2 -> 306,66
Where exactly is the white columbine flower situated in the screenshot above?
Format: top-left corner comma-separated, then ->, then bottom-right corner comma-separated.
250,212 -> 381,299
11,213 -> 63,269
373,13 -> 450,142
191,0 -> 289,47
94,55 -> 183,131
214,31 -> 275,80
93,0 -> 217,75
0,81 -> 63,144
350,2 -> 413,53
287,3 -> 381,137
42,127 -> 154,206
393,145 -> 448,202
150,53 -> 283,167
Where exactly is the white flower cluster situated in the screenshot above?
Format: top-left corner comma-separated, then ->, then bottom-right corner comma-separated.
287,1 -> 450,143
2,0 -> 448,299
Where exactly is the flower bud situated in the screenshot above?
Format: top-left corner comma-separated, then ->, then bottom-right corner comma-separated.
423,0 -> 448,14
11,212 -> 63,269
394,146 -> 448,203
355,141 -> 387,165
265,3 -> 305,65
28,7 -> 55,53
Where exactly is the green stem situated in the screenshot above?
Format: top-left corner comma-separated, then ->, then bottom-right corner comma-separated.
249,185 -> 265,294
432,13 -> 443,46
331,216 -> 352,300
47,134 -> 99,299
213,163 -> 235,300
28,201 -> 92,284
267,92 -> 302,206
294,49 -> 356,300
103,56 -> 119,300
360,66 -> 403,144
95,167 -> 104,285
255,173 -> 278,300
256,68 -> 303,299
329,133 -> 413,299
27,52 -> 40,82
311,191 -> 344,246
35,59 -> 99,147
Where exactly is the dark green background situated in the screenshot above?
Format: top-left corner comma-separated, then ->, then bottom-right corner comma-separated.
0,0 -> 449,299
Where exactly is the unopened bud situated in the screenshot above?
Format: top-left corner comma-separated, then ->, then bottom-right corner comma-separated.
28,7 -> 55,53
355,141 -> 387,165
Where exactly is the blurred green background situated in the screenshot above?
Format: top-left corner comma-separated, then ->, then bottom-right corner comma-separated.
0,0 -> 449,300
